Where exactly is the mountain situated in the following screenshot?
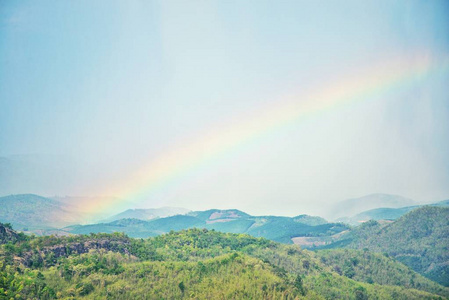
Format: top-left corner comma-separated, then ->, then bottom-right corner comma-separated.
339,206 -> 419,225
338,199 -> 449,225
51,196 -> 129,220
0,194 -> 189,233
66,209 -> 344,244
1,226 -> 448,299
328,193 -> 415,220
293,214 -> 328,226
321,206 -> 449,286
188,208 -> 251,221
0,194 -> 82,230
103,207 -> 191,222
0,196 -> 335,241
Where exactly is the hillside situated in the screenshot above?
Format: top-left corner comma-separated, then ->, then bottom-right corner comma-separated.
66,209 -> 345,243
1,227 -> 448,299
0,222 -> 27,244
322,206 -> 449,286
316,249 -> 447,295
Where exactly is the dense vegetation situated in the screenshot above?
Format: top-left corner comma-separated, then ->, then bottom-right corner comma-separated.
316,249 -> 447,295
323,206 -> 449,286
1,224 -> 448,299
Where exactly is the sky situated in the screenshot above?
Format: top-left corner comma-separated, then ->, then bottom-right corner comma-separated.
1,0 -> 449,217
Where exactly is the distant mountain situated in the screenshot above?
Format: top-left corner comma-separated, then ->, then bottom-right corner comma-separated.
338,199 -> 449,225
0,194 -> 82,230
51,196 -> 130,219
0,194 -> 191,233
328,193 -> 415,220
103,207 -> 190,222
321,206 -> 449,286
433,199 -> 449,207
338,206 -> 419,225
66,209 -> 343,244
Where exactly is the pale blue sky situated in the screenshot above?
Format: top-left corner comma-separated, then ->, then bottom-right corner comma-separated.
1,1 -> 448,215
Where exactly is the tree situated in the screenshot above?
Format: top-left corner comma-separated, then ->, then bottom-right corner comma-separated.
294,275 -> 306,296
178,281 -> 185,294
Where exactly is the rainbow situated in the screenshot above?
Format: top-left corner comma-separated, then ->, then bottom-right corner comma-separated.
83,54 -> 449,218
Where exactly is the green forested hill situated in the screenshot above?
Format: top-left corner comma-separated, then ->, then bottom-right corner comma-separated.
1,225 -> 448,299
323,206 -> 449,286
316,249 -> 446,294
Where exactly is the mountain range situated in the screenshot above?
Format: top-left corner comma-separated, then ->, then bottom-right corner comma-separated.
337,199 -> 449,225
1,193 -> 447,243
65,209 -> 338,244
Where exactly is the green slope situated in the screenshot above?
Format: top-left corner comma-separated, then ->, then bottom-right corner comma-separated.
322,206 -> 449,286
1,227 -> 448,299
316,249 -> 448,296
247,216 -> 347,243
145,215 -> 205,232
